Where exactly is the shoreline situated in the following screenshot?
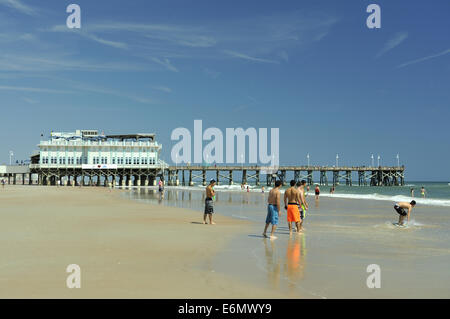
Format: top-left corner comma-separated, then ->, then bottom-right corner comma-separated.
121,184 -> 450,207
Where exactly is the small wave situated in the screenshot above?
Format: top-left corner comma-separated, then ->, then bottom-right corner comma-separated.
311,192 -> 450,207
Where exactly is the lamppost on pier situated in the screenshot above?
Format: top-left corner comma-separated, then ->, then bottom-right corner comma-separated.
336,154 -> 339,167
307,153 -> 310,167
377,155 -> 381,167
9,151 -> 13,165
396,154 -> 400,167
371,154 -> 374,167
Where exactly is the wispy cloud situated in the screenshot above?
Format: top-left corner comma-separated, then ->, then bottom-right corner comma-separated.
51,77 -> 158,104
0,85 -> 72,94
223,50 -> 279,64
203,68 -> 221,79
376,32 -> 408,58
48,25 -> 128,50
151,86 -> 172,93
86,23 -> 217,48
278,51 -> 289,62
42,11 -> 338,68
397,48 -> 450,68
0,0 -> 37,16
149,57 -> 179,72
0,54 -> 147,72
21,97 -> 38,104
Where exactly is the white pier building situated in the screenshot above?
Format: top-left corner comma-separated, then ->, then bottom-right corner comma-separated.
30,130 -> 168,186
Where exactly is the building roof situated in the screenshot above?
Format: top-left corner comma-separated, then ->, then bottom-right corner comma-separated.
105,133 -> 156,141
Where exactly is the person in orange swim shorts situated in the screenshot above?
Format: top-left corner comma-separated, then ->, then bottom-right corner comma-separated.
284,180 -> 301,233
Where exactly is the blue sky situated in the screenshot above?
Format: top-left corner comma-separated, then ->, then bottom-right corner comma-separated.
0,0 -> 449,181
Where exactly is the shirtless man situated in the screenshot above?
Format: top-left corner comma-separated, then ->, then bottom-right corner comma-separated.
394,200 -> 416,226
263,180 -> 282,239
297,180 -> 309,231
204,179 -> 216,224
284,180 -> 301,233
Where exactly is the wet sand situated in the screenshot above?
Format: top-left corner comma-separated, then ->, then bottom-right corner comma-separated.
0,186 -> 288,298
130,188 -> 450,298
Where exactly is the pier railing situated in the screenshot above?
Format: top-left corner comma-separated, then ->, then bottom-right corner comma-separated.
164,165 -> 405,187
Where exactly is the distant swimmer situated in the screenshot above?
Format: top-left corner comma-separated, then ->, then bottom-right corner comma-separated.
421,186 -> 426,198
314,185 -> 320,200
263,180 -> 282,239
410,188 -> 414,198
394,200 -> 416,226
284,180 -> 301,233
296,180 -> 309,231
203,179 -> 216,225
158,179 -> 164,192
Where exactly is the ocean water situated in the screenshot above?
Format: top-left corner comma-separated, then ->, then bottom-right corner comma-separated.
125,185 -> 450,298
162,181 -> 450,207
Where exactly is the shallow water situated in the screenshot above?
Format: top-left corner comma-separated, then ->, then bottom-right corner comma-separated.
126,187 -> 450,298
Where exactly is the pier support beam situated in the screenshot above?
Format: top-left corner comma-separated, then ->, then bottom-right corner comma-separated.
202,170 -> 206,186
189,170 -> 193,186
242,170 -> 247,185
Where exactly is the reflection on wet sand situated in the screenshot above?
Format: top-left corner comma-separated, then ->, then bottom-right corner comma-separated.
284,233 -> 306,292
263,239 -> 281,289
262,233 -> 307,293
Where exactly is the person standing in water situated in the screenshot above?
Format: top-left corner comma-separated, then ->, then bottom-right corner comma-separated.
421,186 -> 426,198
394,200 -> 416,226
203,179 -> 216,225
314,185 -> 320,200
263,180 -> 282,239
410,188 -> 414,198
284,180 -> 301,233
296,180 -> 308,231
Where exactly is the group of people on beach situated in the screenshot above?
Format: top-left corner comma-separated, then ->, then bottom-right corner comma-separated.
201,178 -> 418,234
263,180 -> 309,239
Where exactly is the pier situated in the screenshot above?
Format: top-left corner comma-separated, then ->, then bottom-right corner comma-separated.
2,164 -> 404,187
164,165 -> 405,187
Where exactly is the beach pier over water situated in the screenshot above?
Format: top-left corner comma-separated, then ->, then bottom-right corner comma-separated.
1,164 -> 405,187
2,129 -> 404,187
165,165 -> 405,187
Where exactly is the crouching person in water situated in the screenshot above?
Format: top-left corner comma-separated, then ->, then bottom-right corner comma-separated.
394,200 -> 416,226
263,180 -> 282,239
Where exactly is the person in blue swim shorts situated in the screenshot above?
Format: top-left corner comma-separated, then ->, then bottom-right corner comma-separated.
263,180 -> 282,239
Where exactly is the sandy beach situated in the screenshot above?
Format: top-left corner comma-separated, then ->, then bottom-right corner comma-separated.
2,185 -> 449,299
0,186 -> 287,298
